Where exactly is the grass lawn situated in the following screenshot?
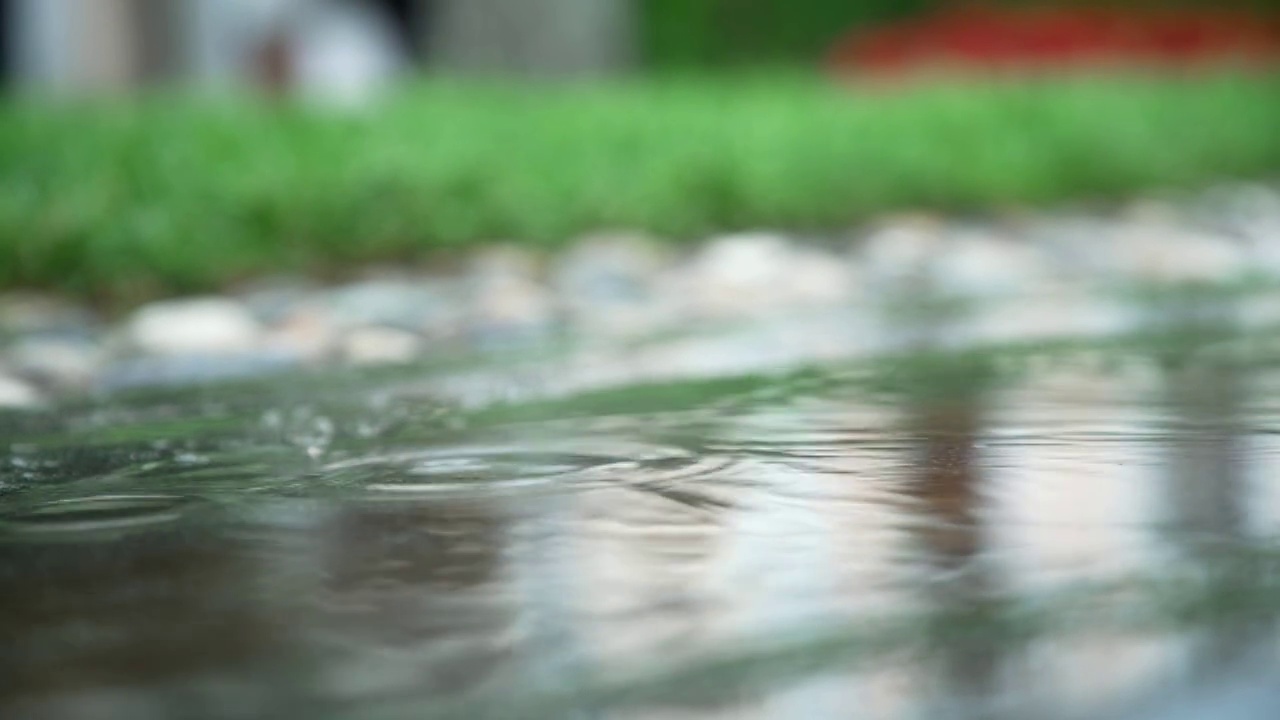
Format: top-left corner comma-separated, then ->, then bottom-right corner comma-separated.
2,71 -> 1279,304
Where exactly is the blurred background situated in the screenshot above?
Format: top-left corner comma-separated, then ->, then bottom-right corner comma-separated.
6,6 -> 1280,719
2,0 -> 1280,384
3,0 -> 1278,101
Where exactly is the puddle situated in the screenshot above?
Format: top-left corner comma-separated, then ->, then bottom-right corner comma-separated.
3,296 -> 1280,719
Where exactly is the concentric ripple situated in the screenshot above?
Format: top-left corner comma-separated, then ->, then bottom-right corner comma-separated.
319,439 -> 736,498
0,493 -> 191,540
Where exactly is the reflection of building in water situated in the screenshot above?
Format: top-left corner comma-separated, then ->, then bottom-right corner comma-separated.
983,363 -> 1187,715
0,511 -> 293,719
684,400 -> 918,719
574,478 -> 723,665
1160,357 -> 1246,548
554,398 -> 919,719
894,355 -> 1011,718
565,443 -> 747,720
1156,348 -> 1280,697
981,333 -> 1280,718
502,491 -> 598,705
986,363 -> 1168,592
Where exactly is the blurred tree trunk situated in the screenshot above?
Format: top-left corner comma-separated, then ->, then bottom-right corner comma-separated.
427,0 -> 634,78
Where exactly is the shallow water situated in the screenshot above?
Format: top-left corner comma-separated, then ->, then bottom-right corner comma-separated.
4,310 -> 1280,719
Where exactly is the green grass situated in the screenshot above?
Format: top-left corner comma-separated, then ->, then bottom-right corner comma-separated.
3,72 -> 1280,304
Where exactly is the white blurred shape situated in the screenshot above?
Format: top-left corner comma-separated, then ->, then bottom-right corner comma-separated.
292,1 -> 406,108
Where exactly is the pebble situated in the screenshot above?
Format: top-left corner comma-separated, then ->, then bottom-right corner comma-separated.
2,183 -> 1278,401
554,232 -> 675,338
324,279 -> 462,336
0,293 -> 97,337
687,232 -> 856,319
1191,182 -> 1280,240
972,293 -> 1129,344
856,215 -> 944,296
932,228 -> 1056,298
339,327 -> 423,366
786,246 -> 861,306
262,305 -> 340,362
238,277 -> 322,326
468,247 -> 556,346
0,371 -> 42,409
1023,213 -> 1121,280
126,298 -> 264,356
4,336 -> 104,391
1114,223 -> 1247,285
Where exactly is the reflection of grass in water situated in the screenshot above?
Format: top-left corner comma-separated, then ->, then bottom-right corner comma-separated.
2,72 -> 1279,303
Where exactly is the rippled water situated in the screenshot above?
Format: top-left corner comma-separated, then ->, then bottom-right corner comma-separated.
4,310 -> 1280,719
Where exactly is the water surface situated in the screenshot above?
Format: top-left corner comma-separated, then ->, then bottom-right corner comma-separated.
4,314 -> 1280,719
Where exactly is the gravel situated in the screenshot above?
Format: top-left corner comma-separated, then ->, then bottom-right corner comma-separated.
3,183 -> 1278,400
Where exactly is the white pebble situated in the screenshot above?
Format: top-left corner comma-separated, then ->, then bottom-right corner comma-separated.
127,298 -> 263,356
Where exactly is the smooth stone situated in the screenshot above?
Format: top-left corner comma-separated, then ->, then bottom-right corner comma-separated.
931,229 -> 1056,298
0,292 -> 97,337
4,336 -> 104,390
324,279 -> 465,338
126,298 -> 264,356
1191,182 -> 1280,238
1020,213 -> 1120,282
786,246 -> 861,306
970,293 -> 1130,344
468,248 -> 557,344
687,233 -> 857,319
855,215 -> 945,294
262,305 -> 341,362
554,232 -> 677,338
694,232 -> 792,290
237,276 -> 322,325
96,352 -> 299,393
554,232 -> 666,305
0,371 -> 42,409
1114,225 -> 1247,285
339,326 -> 423,365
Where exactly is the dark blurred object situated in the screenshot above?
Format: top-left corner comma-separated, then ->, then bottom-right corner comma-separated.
0,0 -> 10,87
253,27 -> 295,98
827,3 -> 1280,78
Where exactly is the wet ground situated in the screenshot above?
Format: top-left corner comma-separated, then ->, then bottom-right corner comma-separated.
3,291 -> 1280,719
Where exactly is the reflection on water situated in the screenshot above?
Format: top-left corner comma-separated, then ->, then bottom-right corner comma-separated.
4,309 -> 1280,719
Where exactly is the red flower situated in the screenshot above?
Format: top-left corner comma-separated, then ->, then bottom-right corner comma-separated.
826,5 -> 1280,80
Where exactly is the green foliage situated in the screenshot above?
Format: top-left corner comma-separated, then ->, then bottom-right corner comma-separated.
639,0 -> 931,69
2,72 -> 1280,303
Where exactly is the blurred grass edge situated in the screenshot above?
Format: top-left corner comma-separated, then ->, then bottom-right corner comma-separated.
2,71 -> 1279,305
